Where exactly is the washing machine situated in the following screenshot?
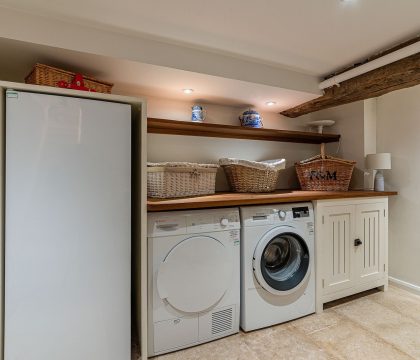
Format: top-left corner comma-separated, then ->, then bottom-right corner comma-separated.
147,208 -> 240,356
240,203 -> 315,332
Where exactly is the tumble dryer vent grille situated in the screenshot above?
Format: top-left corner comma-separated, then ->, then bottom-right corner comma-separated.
211,307 -> 233,335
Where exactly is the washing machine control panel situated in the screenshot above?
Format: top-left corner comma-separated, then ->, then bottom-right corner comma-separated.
292,206 -> 310,219
278,210 -> 287,220
240,203 -> 313,227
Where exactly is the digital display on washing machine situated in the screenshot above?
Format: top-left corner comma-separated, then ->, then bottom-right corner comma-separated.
292,206 -> 309,218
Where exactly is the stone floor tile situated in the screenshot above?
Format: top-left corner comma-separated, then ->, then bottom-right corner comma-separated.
335,297 -> 420,359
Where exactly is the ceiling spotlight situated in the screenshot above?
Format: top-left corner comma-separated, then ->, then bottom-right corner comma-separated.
182,88 -> 194,94
266,101 -> 277,106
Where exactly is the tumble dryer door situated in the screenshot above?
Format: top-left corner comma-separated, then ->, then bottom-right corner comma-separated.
253,227 -> 310,295
157,236 -> 232,313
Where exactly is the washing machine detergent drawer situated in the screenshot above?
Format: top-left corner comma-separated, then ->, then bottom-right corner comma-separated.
154,316 -> 198,354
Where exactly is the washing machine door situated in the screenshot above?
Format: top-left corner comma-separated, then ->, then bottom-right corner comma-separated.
253,226 -> 310,296
157,235 -> 232,313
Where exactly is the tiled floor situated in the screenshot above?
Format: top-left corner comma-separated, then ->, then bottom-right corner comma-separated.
133,285 -> 420,360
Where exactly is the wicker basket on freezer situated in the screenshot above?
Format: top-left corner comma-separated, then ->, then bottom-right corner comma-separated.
147,162 -> 219,198
219,158 -> 286,193
295,144 -> 356,191
25,63 -> 113,93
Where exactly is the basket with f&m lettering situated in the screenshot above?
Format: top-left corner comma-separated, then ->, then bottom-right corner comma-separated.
295,144 -> 355,191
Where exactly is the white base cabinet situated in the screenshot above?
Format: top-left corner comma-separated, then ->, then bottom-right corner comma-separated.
314,197 -> 388,312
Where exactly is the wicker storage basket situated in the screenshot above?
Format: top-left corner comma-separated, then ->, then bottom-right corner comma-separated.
25,63 -> 113,93
219,158 -> 286,193
295,144 -> 356,191
147,162 -> 219,198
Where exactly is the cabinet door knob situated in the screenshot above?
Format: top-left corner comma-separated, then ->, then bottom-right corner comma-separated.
354,239 -> 363,246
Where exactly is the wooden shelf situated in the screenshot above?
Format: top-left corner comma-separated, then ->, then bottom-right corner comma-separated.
148,118 -> 340,144
147,190 -> 398,212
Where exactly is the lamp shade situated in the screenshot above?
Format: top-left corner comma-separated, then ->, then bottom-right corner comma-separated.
365,153 -> 391,170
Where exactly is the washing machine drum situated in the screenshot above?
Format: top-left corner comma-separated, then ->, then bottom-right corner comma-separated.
253,229 -> 310,295
157,236 -> 232,313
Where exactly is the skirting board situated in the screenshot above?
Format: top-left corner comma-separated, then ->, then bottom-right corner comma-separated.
389,276 -> 420,296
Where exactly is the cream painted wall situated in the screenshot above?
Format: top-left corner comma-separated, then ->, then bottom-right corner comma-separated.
363,98 -> 378,190
146,96 -> 319,190
305,101 -> 366,189
376,84 -> 420,289
146,96 -> 312,129
146,97 -> 379,191
0,7 -> 320,95
364,99 -> 377,156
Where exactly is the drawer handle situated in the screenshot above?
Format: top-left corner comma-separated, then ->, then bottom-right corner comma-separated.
354,239 -> 363,246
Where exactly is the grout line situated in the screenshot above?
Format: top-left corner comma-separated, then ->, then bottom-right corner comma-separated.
288,320 -> 344,360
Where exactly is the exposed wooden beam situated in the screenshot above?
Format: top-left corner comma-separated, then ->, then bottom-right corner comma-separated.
281,52 -> 420,118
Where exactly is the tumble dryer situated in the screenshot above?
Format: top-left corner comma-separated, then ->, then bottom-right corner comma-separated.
240,203 -> 315,331
147,208 -> 240,356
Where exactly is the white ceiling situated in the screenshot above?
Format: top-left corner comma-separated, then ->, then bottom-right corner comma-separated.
0,0 -> 419,77
0,38 -> 317,111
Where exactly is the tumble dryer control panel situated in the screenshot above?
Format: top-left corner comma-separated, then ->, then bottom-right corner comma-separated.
148,208 -> 240,237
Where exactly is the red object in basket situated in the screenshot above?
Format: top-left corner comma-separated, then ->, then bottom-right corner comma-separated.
57,80 -> 69,89
57,73 -> 96,92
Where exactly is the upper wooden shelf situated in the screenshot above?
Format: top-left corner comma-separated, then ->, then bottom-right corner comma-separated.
147,190 -> 398,212
148,118 -> 340,144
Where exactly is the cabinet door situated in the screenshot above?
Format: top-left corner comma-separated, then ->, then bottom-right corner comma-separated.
355,203 -> 386,283
320,205 -> 355,295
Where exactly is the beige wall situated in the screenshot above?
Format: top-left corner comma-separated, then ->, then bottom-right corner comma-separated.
146,97 -> 376,191
0,8 -> 319,95
377,84 -> 420,289
363,99 -> 378,190
146,97 -> 319,191
305,101 -> 366,189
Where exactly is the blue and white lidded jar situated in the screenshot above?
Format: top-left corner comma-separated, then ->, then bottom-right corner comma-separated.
239,109 -> 263,128
192,105 -> 206,122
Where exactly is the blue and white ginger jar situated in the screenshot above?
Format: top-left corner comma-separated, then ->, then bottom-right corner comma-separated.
239,109 -> 263,128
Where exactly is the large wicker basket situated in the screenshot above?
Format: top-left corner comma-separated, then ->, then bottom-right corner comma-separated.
147,162 -> 219,198
219,158 -> 286,193
295,144 -> 355,191
25,63 -> 113,93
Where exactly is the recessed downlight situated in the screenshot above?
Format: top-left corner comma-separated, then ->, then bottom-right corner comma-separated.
266,101 -> 277,106
182,88 -> 194,94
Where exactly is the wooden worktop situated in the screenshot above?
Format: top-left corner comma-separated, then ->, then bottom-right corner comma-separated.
147,190 -> 398,212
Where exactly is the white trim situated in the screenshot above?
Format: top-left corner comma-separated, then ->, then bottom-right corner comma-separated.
0,86 -> 4,360
389,276 -> 420,296
0,80 -> 145,105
